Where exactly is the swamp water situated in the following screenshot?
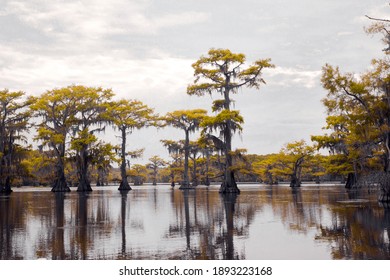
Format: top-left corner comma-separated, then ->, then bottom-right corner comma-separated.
0,184 -> 389,260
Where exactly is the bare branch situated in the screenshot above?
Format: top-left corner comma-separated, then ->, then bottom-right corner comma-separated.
365,15 -> 390,23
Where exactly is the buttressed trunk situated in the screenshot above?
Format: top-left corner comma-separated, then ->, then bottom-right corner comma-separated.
0,158 -> 12,193
51,159 -> 70,192
0,127 -> 11,193
290,174 -> 301,188
51,144 -> 70,192
290,158 -> 303,188
220,120 -> 239,193
2,176 -> 12,193
77,145 -> 92,192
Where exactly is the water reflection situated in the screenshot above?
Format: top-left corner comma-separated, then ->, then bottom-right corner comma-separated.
0,194 -> 13,259
75,193 -> 89,259
221,193 -> 238,260
0,185 -> 389,259
53,193 -> 65,259
119,190 -> 130,259
166,189 -> 250,259
316,201 -> 390,259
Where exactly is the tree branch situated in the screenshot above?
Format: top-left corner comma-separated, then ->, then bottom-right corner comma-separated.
341,86 -> 370,112
365,15 -> 390,23
232,66 -> 264,89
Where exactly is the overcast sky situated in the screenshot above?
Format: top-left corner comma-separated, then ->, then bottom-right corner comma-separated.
0,0 -> 389,163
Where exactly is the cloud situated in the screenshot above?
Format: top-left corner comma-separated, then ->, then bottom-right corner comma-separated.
0,43 -> 194,105
265,66 -> 322,89
2,0 -> 210,43
148,12 -> 209,31
1,0 -> 387,158
337,31 -> 354,36
1,0 -> 201,95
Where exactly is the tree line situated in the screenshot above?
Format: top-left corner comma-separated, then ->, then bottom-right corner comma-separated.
0,49 -> 273,194
1,17 -> 390,202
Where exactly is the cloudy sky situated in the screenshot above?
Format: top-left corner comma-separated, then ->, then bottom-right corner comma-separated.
0,0 -> 388,163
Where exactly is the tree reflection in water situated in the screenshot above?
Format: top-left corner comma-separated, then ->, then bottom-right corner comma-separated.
0,194 -> 14,259
52,192 -> 65,259
221,193 -> 238,260
119,190 -> 134,259
74,193 -> 89,259
166,189 -> 261,259
1,185 -> 390,259
316,202 -> 390,259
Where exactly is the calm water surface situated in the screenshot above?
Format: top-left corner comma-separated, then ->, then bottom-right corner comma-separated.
0,184 -> 389,260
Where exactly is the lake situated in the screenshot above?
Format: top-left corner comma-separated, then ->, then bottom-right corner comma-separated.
0,184 -> 389,260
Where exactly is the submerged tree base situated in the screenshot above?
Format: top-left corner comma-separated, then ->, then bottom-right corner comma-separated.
179,181 -> 194,190
77,187 -> 92,192
118,181 -> 132,191
51,180 -> 71,192
96,181 -> 106,186
379,191 -> 390,203
219,182 -> 240,194
179,186 -> 195,190
0,189 -> 12,194
77,181 -> 93,192
345,173 -> 358,189
0,179 -> 13,193
290,175 -> 301,188
290,182 -> 301,188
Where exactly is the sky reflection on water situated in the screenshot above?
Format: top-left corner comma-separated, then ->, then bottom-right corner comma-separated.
0,184 -> 389,260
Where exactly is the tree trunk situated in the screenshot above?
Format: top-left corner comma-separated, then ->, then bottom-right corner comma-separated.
220,86 -> 240,194
384,132 -> 390,173
205,152 -> 210,186
290,174 -> 301,188
180,130 -> 191,189
0,123 -> 10,193
220,121 -> 240,193
51,157 -> 70,192
191,157 -> 198,187
152,169 -> 157,185
345,172 -> 357,189
0,156 -> 12,193
1,176 -> 12,193
96,166 -> 105,186
170,170 -> 175,187
118,128 -> 131,191
133,176 -> 143,186
0,137 -> 14,193
379,191 -> 390,202
265,171 -> 275,185
77,145 -> 92,192
290,158 -> 303,188
378,170 -> 390,203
